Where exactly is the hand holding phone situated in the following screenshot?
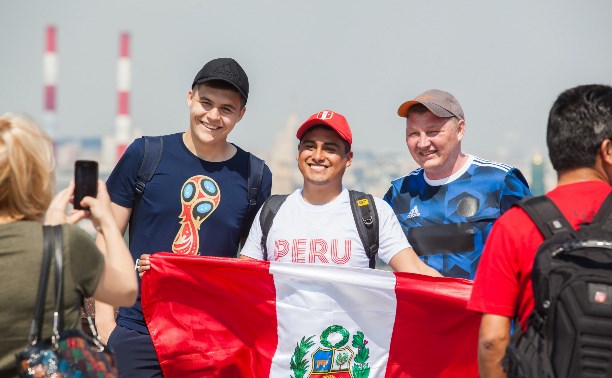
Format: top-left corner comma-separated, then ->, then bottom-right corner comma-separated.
74,160 -> 98,210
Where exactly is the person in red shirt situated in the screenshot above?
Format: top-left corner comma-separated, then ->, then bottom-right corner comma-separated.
468,84 -> 612,378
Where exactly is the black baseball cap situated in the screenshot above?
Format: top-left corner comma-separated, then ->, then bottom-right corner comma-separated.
191,58 -> 249,103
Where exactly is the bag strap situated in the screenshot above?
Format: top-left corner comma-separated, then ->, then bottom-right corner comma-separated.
135,136 -> 163,196
27,226 -> 55,344
247,153 -> 265,215
349,190 -> 379,269
591,192 -> 612,230
240,153 -> 266,247
516,196 -> 573,239
51,225 -> 64,340
130,136 -> 163,243
259,194 -> 288,261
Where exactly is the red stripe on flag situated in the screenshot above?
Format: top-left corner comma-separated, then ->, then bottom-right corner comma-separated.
387,273 -> 479,377
142,254 -> 278,378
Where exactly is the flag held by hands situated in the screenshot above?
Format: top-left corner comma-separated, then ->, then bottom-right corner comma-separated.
142,254 -> 479,378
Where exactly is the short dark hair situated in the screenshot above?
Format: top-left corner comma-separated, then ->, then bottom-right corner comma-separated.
407,103 -> 460,125
547,84 -> 612,173
195,80 -> 246,108
299,125 -> 351,153
406,103 -> 431,115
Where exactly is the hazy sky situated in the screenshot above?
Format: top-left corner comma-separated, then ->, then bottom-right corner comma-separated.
2,0 -> 611,167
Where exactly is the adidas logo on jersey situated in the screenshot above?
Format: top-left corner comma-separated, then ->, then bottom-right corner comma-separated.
407,205 -> 420,218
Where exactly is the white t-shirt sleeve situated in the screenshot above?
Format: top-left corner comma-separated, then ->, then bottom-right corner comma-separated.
375,197 -> 411,264
239,206 -> 266,260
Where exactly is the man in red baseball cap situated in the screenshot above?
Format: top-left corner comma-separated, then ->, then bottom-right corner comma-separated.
240,110 -> 440,276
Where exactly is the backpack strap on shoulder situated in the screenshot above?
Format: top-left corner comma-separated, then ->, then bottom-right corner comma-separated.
516,196 -> 573,239
247,153 -> 265,214
130,136 -> 163,243
349,190 -> 379,269
591,192 -> 612,231
259,194 -> 288,261
135,136 -> 163,196
239,154 -> 266,248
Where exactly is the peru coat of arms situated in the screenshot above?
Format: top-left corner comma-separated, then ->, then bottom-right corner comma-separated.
290,325 -> 370,378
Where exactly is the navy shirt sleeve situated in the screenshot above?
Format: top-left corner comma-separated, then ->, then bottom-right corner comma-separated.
106,137 -> 146,209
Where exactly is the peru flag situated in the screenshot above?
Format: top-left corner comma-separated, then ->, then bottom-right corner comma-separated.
141,254 -> 479,378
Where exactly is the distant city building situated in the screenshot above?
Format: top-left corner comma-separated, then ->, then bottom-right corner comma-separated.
267,112 -> 302,194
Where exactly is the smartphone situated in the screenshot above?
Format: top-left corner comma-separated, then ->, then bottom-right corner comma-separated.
74,160 -> 98,210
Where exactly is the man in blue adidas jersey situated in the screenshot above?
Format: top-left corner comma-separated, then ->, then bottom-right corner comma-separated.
384,89 -> 531,279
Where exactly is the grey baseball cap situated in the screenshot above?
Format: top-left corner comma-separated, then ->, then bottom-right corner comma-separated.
397,89 -> 464,120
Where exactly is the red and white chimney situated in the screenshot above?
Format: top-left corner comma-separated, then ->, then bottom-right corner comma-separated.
43,25 -> 58,138
115,32 -> 131,161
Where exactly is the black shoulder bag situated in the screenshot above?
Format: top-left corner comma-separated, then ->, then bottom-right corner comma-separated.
16,225 -> 118,377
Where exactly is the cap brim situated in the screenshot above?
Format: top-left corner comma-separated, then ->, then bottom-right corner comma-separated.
397,100 -> 456,118
397,100 -> 420,117
193,77 -> 248,101
296,118 -> 328,140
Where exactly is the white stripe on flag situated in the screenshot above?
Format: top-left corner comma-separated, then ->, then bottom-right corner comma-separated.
269,262 -> 397,377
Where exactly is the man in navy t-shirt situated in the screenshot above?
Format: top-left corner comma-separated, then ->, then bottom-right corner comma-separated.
384,89 -> 531,279
95,58 -> 272,377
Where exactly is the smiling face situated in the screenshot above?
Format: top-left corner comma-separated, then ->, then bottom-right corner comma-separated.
406,110 -> 465,180
186,83 -> 245,147
297,126 -> 353,191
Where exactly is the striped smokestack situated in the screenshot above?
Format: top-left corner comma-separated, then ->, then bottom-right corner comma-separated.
115,32 -> 131,161
43,25 -> 58,138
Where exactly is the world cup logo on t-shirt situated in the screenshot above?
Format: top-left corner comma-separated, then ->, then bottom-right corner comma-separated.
172,175 -> 220,255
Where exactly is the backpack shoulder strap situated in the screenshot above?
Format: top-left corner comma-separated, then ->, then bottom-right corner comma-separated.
591,192 -> 612,230
239,154 -> 266,247
247,153 -> 265,214
259,194 -> 288,261
130,136 -> 163,243
349,190 -> 379,269
135,136 -> 163,196
516,196 -> 573,239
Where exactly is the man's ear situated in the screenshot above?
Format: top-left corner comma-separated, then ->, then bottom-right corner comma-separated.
601,139 -> 612,166
456,119 -> 466,142
187,89 -> 194,108
600,139 -> 612,184
346,151 -> 354,168
296,142 -> 301,162
238,105 -> 247,121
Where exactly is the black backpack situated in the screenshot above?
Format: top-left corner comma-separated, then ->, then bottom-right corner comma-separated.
131,136 -> 266,248
504,193 -> 612,378
259,190 -> 380,268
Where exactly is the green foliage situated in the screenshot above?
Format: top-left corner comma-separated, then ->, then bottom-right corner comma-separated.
351,331 -> 370,377
352,331 -> 369,364
320,325 -> 350,349
352,331 -> 365,348
290,335 -> 315,378
335,351 -> 349,369
355,346 -> 370,363
353,363 -> 371,378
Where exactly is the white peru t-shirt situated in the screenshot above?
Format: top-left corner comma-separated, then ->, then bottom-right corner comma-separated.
241,188 -> 410,268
